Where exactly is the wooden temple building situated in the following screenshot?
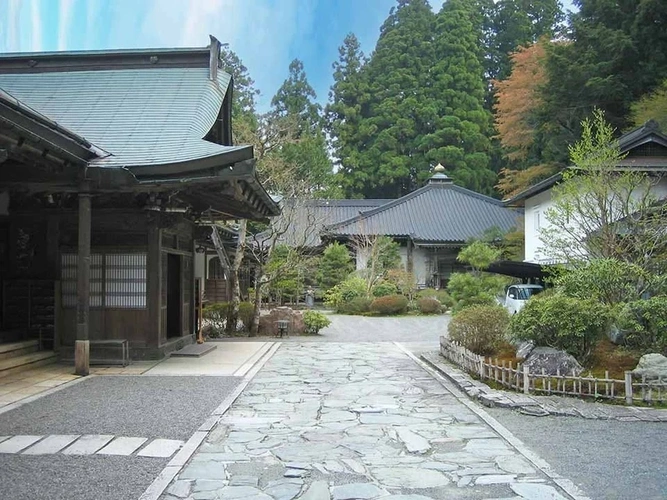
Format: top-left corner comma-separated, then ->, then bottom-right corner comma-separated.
0,37 -> 279,374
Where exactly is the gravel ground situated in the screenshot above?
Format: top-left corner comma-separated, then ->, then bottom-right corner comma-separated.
0,454 -> 167,500
486,408 -> 667,500
0,376 -> 240,439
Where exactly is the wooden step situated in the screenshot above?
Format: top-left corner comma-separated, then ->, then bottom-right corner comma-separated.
0,351 -> 57,378
0,340 -> 39,361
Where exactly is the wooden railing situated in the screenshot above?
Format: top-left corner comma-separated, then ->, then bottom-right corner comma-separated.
440,339 -> 666,406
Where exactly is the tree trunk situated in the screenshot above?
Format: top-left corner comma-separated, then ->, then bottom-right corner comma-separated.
226,220 -> 247,334
250,265 -> 263,337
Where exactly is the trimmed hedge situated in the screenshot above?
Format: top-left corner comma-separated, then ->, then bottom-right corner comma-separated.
417,297 -> 441,314
370,294 -> 408,315
448,304 -> 510,356
372,281 -> 399,298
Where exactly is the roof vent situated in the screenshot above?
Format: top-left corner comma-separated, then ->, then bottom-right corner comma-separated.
428,163 -> 453,185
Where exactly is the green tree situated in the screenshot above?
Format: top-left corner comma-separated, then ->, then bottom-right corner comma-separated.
347,0 -> 437,198
316,242 -> 354,291
422,0 -> 496,194
457,240 -> 501,274
325,33 -> 367,196
631,80 -> 667,131
271,59 -> 322,134
220,46 -> 260,123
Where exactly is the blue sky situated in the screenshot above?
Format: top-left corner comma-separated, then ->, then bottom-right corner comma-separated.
0,0 -> 575,111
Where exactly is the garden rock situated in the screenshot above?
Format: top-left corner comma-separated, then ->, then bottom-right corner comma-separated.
523,347 -> 583,376
607,324 -> 626,345
258,307 -> 305,336
515,341 -> 535,360
632,353 -> 667,379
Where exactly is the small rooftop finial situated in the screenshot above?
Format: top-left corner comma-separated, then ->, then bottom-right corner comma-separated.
428,163 -> 453,185
434,163 -> 445,173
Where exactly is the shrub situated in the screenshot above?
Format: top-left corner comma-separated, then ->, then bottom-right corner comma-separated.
508,293 -> 610,363
448,304 -> 510,356
338,297 -> 372,315
324,276 -> 367,310
303,311 -> 331,334
417,297 -> 441,314
618,296 -> 667,354
370,294 -> 408,315
447,272 -> 507,314
417,288 -> 454,309
316,242 -> 353,291
202,302 -> 230,333
372,281 -> 398,297
238,302 -> 255,331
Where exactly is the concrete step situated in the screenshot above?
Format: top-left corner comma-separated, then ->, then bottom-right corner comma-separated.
0,340 -> 39,361
0,351 -> 57,378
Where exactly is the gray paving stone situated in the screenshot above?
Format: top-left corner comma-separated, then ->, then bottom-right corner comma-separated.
217,486 -> 273,499
297,480 -> 329,500
510,482 -> 569,500
61,434 -> 114,455
496,456 -> 537,474
194,479 -> 228,491
166,480 -> 192,498
284,468 -> 310,478
372,467 -> 450,488
396,428 -> 431,454
264,479 -> 303,500
380,496 -> 436,500
0,435 -> 43,453
180,461 -> 226,480
332,483 -> 387,500
22,434 -> 79,455
474,474 -> 517,484
138,438 -> 183,458
229,475 -> 259,487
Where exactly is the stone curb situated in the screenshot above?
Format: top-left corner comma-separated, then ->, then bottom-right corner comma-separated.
420,351 -> 667,422
138,342 -> 281,500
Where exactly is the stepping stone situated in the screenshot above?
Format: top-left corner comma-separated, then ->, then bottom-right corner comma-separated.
474,474 -> 517,485
396,428 -> 431,454
22,435 -> 79,455
97,436 -> 148,456
332,483 -> 387,500
137,439 -> 183,458
62,435 -> 114,455
0,435 -> 43,454
229,476 -> 259,487
167,480 -> 192,498
298,481 -> 329,500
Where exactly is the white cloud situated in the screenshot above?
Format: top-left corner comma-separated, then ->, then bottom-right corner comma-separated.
57,0 -> 75,50
30,0 -> 43,51
1,0 -> 22,52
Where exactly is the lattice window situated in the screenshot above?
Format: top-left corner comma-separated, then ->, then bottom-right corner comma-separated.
105,254 -> 147,308
61,254 -> 103,307
61,253 -> 146,309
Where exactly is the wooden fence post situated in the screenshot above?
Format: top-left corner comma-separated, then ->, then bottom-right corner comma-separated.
624,371 -> 633,405
479,359 -> 485,380
523,365 -> 530,394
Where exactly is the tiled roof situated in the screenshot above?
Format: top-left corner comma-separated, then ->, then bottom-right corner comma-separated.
325,182 -> 520,243
0,67 -> 249,170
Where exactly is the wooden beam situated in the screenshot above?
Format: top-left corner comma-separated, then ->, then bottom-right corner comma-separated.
75,191 -> 91,376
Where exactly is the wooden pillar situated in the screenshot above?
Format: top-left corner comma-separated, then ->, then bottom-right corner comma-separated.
146,214 -> 161,348
406,238 -> 414,274
75,193 -> 91,376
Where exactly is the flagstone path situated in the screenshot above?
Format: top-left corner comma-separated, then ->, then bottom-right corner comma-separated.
161,342 -> 578,500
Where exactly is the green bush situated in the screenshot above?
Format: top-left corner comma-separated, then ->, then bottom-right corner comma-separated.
303,311 -> 331,334
447,272 -> 507,314
417,297 -> 441,314
372,281 -> 398,297
202,302 -> 230,333
238,302 -> 255,331
508,293 -> 610,363
338,297 -> 372,315
370,294 -> 409,315
618,296 -> 667,354
448,304 -> 510,356
324,276 -> 367,310
417,288 -> 454,309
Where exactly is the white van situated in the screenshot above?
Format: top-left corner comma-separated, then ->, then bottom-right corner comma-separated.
504,284 -> 543,315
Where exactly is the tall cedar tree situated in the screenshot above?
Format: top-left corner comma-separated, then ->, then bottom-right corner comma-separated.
350,0 -> 437,198
271,59 -> 336,196
325,34 -> 367,197
423,0 -> 496,195
538,0 -> 667,164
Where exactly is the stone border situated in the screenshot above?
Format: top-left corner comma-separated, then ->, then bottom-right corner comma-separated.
420,351 -> 667,422
138,342 -> 281,500
396,343 -> 591,500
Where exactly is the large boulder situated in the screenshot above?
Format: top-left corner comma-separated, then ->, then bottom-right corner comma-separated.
523,347 -> 583,376
632,353 -> 667,380
515,341 -> 535,361
258,307 -> 305,336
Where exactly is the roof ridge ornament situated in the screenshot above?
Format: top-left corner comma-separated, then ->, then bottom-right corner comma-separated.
428,163 -> 453,185
209,35 -> 221,81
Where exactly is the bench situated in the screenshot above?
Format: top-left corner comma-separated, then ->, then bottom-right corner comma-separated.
89,339 -> 130,366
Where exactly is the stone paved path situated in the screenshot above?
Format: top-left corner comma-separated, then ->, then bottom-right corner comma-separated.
161,343 -> 577,500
